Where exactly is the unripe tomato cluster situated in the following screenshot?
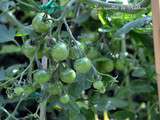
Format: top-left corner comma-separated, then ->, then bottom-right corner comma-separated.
18,12 -> 123,104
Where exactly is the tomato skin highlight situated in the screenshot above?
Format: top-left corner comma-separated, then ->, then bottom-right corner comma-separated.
60,94 -> 70,104
69,41 -> 85,60
60,69 -> 76,84
34,70 -> 50,84
32,13 -> 52,33
74,57 -> 92,74
93,80 -> 104,90
51,42 -> 69,62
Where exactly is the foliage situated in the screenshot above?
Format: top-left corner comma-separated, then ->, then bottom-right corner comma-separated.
0,0 -> 159,120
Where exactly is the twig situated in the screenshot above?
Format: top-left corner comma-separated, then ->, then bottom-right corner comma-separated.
88,0 -> 150,13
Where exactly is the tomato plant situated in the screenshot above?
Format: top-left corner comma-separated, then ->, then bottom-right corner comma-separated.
0,0 -> 157,120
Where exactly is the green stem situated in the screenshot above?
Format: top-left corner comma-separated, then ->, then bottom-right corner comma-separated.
15,0 -> 37,10
39,1 -> 48,120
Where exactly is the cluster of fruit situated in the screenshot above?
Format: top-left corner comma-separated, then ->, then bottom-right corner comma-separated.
14,13 -> 107,104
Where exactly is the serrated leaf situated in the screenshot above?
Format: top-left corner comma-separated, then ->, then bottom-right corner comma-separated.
131,67 -> 146,78
0,24 -> 16,43
16,25 -> 34,37
0,0 -> 15,11
130,81 -> 154,94
68,75 -> 92,98
68,103 -> 86,120
91,96 -> 128,111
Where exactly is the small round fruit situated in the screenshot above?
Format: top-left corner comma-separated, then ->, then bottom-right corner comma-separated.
96,58 -> 114,73
14,87 -> 24,96
60,94 -> 70,104
115,59 -> 125,71
22,44 -> 35,58
51,42 -> 69,62
74,57 -> 92,74
60,69 -> 76,84
34,70 -> 50,84
99,86 -> 106,94
32,13 -> 52,33
93,81 -> 104,90
69,41 -> 85,59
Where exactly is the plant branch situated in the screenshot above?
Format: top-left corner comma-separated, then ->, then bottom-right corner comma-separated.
88,0 -> 150,13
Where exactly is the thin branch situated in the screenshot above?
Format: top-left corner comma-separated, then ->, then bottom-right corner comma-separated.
88,0 -> 150,13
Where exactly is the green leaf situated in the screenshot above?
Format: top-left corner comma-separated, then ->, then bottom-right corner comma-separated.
130,81 -> 154,94
68,75 -> 92,99
0,24 -> 16,43
115,16 -> 152,37
91,96 -> 128,111
0,45 -> 21,54
0,0 -> 15,11
131,67 -> 146,78
68,103 -> 86,120
113,110 -> 135,120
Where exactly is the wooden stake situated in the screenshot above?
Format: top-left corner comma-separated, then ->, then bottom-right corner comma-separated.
151,0 -> 160,104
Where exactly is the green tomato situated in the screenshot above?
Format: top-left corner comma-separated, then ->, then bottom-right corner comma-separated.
48,82 -> 63,95
69,41 -> 85,59
60,68 -> 76,84
74,57 -> 92,74
93,81 -> 104,90
22,44 -> 35,59
96,58 -> 114,73
51,42 -> 69,62
115,59 -> 125,71
14,87 -> 24,96
79,32 -> 99,43
60,94 -> 70,104
34,70 -> 50,84
32,13 -> 52,33
99,86 -> 106,94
